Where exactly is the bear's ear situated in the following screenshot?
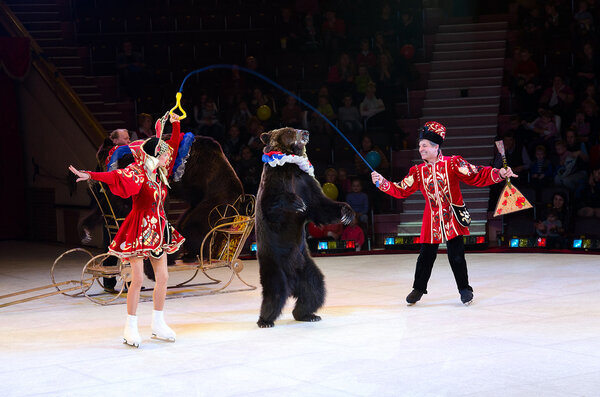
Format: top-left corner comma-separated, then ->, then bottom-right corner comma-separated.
260,132 -> 271,145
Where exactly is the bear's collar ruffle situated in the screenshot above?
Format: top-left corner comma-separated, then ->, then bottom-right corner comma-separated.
262,151 -> 314,177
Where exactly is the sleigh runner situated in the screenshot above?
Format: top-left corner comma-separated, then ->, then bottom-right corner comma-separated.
1,182 -> 256,308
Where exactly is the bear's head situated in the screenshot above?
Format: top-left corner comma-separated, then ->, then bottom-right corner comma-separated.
261,127 -> 309,157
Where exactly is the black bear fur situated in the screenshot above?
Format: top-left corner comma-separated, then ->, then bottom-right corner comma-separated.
255,127 -> 353,328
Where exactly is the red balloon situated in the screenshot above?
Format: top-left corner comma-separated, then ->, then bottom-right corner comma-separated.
401,44 -> 415,60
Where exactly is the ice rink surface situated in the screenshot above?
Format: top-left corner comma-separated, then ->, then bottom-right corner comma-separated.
1,241 -> 600,397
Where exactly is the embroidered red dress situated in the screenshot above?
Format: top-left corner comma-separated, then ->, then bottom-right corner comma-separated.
377,154 -> 504,244
87,122 -> 185,260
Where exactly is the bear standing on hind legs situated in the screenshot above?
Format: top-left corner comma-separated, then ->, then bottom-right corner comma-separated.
255,127 -> 354,328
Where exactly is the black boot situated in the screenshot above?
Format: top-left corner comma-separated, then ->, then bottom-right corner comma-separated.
459,288 -> 473,305
406,289 -> 423,305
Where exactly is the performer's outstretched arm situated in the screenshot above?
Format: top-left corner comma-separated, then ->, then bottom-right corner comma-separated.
371,166 -> 420,199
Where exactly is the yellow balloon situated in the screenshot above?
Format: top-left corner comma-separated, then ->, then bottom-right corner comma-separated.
322,182 -> 339,200
257,105 -> 272,121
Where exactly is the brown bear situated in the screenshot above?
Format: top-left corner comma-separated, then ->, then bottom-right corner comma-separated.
255,127 -> 354,328
171,135 -> 243,258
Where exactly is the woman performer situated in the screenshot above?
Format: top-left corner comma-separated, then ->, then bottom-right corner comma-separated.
69,113 -> 184,347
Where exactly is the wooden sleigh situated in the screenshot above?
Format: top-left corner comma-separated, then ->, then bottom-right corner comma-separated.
0,181 -> 256,308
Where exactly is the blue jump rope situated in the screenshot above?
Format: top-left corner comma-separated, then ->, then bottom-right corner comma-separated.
172,64 -> 380,186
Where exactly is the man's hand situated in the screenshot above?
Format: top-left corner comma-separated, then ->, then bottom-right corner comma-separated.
499,167 -> 518,179
371,171 -> 384,185
169,112 -> 180,123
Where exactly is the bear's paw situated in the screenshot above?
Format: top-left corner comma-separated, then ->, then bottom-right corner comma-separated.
294,313 -> 322,322
341,204 -> 354,225
257,318 -> 275,328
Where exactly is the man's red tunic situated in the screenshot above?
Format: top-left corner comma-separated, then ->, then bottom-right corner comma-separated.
377,153 -> 503,244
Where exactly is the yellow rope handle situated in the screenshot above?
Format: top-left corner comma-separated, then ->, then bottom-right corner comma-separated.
169,92 -> 187,120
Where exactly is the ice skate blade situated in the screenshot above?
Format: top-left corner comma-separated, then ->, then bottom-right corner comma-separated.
151,333 -> 175,342
463,299 -> 473,306
406,302 -> 416,306
123,338 -> 140,348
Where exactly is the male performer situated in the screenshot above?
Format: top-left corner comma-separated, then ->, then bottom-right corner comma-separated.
371,121 -> 517,305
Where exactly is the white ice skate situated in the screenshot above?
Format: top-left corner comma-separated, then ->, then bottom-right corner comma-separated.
123,314 -> 141,348
151,310 -> 176,342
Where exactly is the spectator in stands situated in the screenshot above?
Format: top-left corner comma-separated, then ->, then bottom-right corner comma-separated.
345,178 -> 370,224
565,127 -> 590,165
581,98 -> 600,145
520,5 -> 544,47
535,209 -> 564,247
536,192 -> 570,247
236,146 -> 262,195
553,140 -> 588,196
136,113 -> 153,139
574,43 -> 599,93
246,117 -> 265,155
571,108 -> 592,143
529,145 -> 555,191
116,40 -> 145,100
295,0 -> 320,18
249,87 -> 277,118
275,6 -> 300,51
355,64 -> 374,96
309,221 -> 344,240
539,75 -> 575,117
360,82 -> 386,119
195,97 -> 225,142
492,132 -> 531,175
398,9 -> 420,49
223,65 -> 247,107
322,167 -> 344,200
528,108 -> 560,149
376,53 -> 396,104
244,55 -> 262,87
543,2 -> 570,44
230,100 -> 252,133
373,3 -> 396,42
327,52 -> 356,96
281,94 -> 303,128
338,94 -> 363,138
516,81 -> 542,121
577,166 -> 600,217
581,82 -> 600,105
373,32 -> 393,61
299,13 -> 321,51
321,10 -> 346,52
573,1 -> 595,42
338,168 -> 352,197
355,135 -> 389,212
222,125 -> 245,168
356,38 -> 377,71
310,95 -> 336,135
342,216 -> 365,251
506,114 -> 537,153
514,48 -> 539,88
355,135 -> 390,179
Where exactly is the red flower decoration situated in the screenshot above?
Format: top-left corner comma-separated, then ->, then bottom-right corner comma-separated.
511,188 -> 516,194
504,191 -> 509,197
502,200 -> 508,206
497,208 -> 502,214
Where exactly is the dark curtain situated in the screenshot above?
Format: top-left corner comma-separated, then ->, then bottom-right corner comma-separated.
0,37 -> 30,239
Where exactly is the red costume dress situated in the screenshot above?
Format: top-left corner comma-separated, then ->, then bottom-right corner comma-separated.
87,122 -> 185,261
377,153 -> 503,243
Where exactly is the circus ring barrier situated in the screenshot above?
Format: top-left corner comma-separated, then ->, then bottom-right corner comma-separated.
0,182 -> 256,307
